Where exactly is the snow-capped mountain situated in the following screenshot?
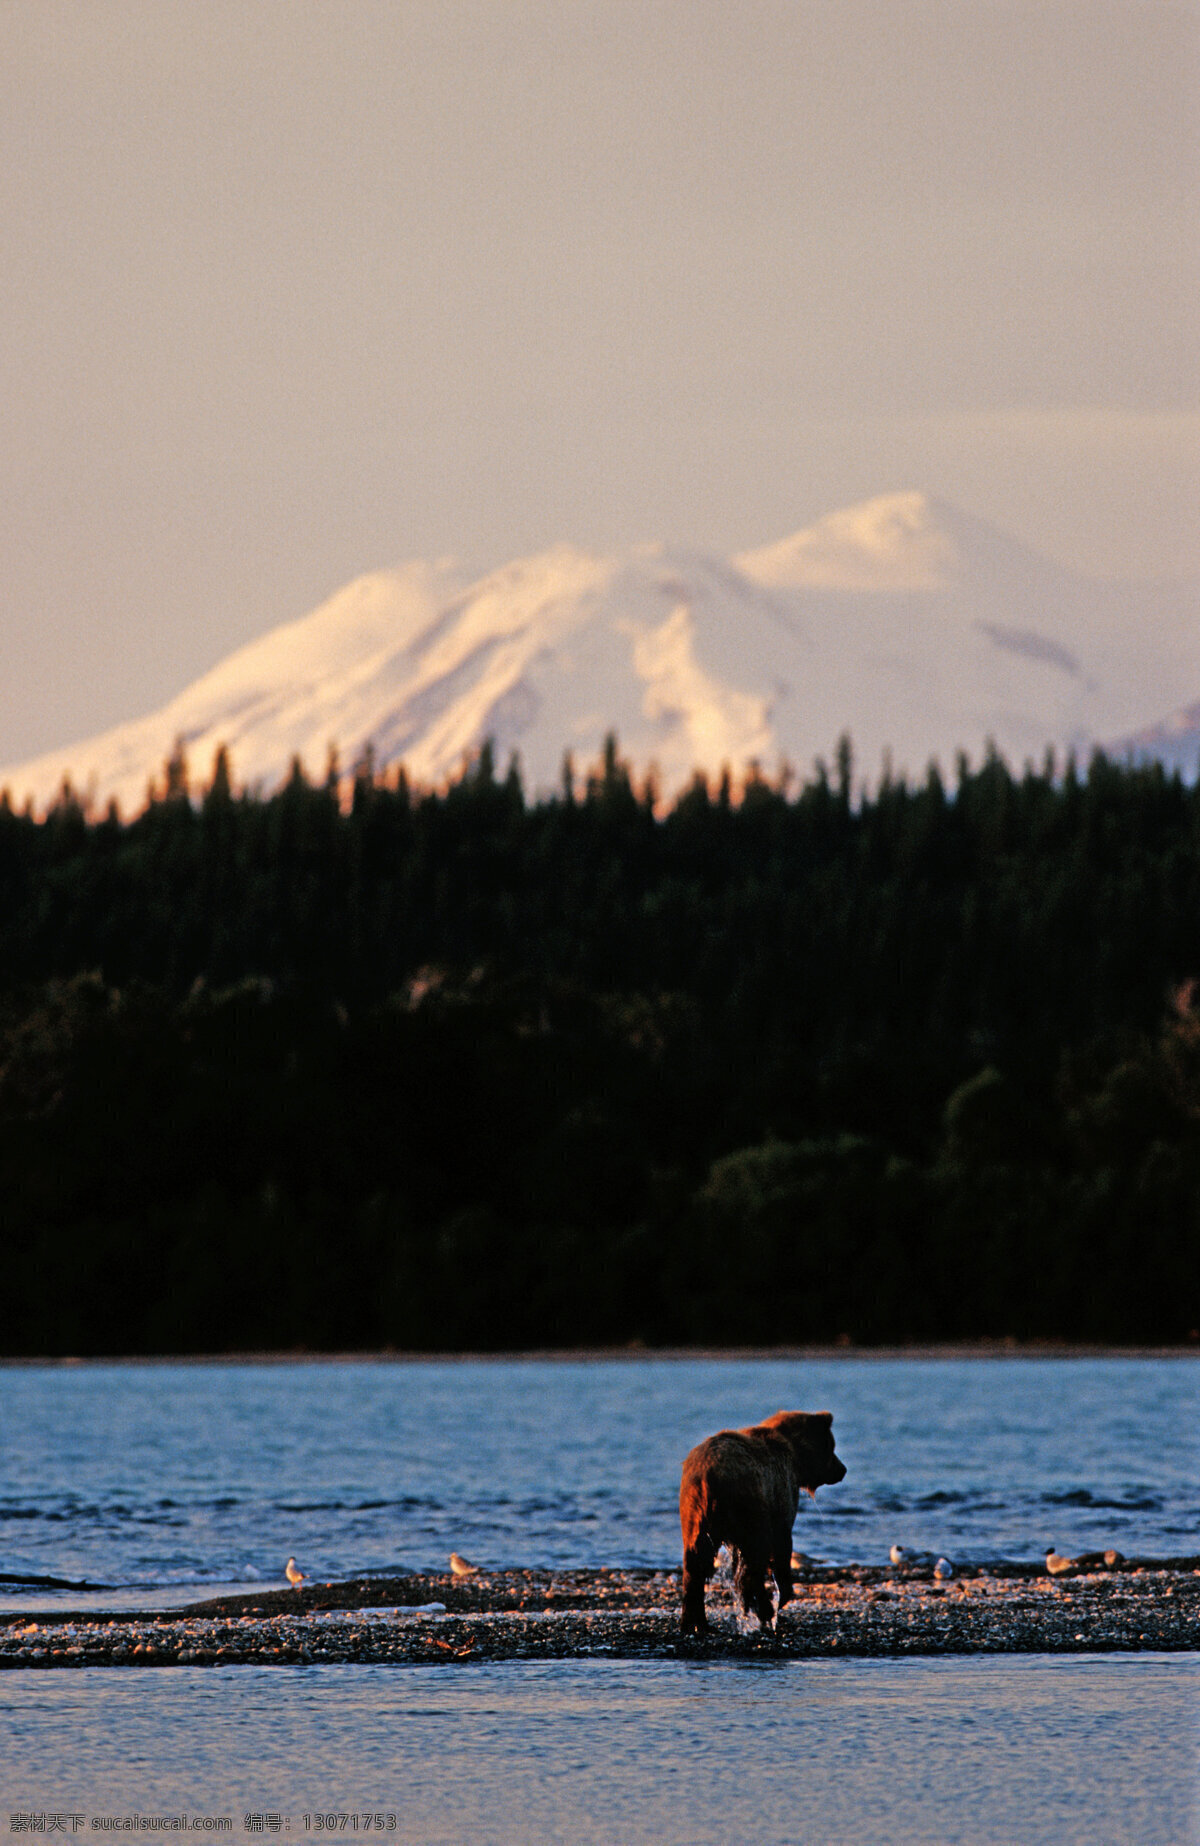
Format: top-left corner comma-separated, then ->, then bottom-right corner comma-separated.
1110,700 -> 1200,778
4,492 -> 1197,814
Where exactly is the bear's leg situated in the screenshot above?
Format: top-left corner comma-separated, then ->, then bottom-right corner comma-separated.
732,1547 -> 753,1615
734,1546 -> 777,1631
681,1533 -> 716,1636
771,1519 -> 796,1610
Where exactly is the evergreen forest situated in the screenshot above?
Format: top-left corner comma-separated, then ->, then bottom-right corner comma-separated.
2,736 -> 1198,1355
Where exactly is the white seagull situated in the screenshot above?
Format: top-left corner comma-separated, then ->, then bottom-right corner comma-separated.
934,1557 -> 955,1580
285,1556 -> 304,1589
1045,1548 -> 1076,1577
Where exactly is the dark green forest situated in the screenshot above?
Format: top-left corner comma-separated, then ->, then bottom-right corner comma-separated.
2,736 -> 1198,1354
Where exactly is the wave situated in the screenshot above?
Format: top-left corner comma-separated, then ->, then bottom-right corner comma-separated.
1040,1490 -> 1163,1512
274,1495 -> 443,1514
4,1493 -> 446,1521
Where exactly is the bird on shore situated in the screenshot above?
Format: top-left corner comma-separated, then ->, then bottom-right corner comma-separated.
1046,1547 -> 1077,1577
890,1544 -> 937,1567
449,1552 -> 480,1577
285,1556 -> 304,1589
934,1557 -> 955,1580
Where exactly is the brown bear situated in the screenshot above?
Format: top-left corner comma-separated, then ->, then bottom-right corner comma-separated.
679,1409 -> 846,1635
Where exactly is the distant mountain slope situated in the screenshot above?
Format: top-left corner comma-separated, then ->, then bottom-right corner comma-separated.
1110,700 -> 1200,777
4,492 -> 1197,813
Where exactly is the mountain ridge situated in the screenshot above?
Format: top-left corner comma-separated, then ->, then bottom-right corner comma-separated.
4,492 -> 1197,814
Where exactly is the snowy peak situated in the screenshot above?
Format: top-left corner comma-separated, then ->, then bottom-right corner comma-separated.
175,559 -> 465,718
736,491 -> 962,591
734,491 -> 1086,612
3,494 -> 1197,816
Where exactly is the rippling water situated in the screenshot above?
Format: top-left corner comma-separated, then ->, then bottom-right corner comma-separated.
4,1656 -> 1197,1845
1,1356 -> 1195,1604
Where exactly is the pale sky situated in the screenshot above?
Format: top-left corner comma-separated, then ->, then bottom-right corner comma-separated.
2,0 -> 1197,762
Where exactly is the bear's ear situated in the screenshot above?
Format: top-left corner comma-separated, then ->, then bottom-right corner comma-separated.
816,1411 -> 833,1424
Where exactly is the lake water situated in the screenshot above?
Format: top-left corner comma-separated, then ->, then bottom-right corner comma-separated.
1,1356 -> 1196,1604
1,1356 -> 1197,1843
3,1655 -> 1197,1845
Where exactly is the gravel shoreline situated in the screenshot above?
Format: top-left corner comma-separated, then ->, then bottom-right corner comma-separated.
2,1558 -> 1197,1669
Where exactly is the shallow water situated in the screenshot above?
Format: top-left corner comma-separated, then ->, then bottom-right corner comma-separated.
3,1654 -> 1196,1845
0,1356 -> 1195,1606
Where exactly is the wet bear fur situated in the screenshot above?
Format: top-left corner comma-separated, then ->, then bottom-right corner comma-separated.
679,1409 -> 846,1635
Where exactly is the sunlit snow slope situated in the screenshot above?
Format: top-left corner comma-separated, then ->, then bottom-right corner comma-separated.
1111,700 -> 1200,777
4,493 -> 1197,813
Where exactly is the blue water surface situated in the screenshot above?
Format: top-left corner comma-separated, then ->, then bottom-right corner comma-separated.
0,1356 -> 1195,1602
3,1655 -> 1197,1846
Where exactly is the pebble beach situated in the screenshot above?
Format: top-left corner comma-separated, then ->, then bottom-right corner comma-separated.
4,1556 -> 1197,1670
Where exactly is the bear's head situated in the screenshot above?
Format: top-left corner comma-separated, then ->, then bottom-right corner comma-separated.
760,1409 -> 847,1490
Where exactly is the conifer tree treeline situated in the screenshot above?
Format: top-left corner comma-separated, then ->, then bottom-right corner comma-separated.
1,738 -> 1197,1353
